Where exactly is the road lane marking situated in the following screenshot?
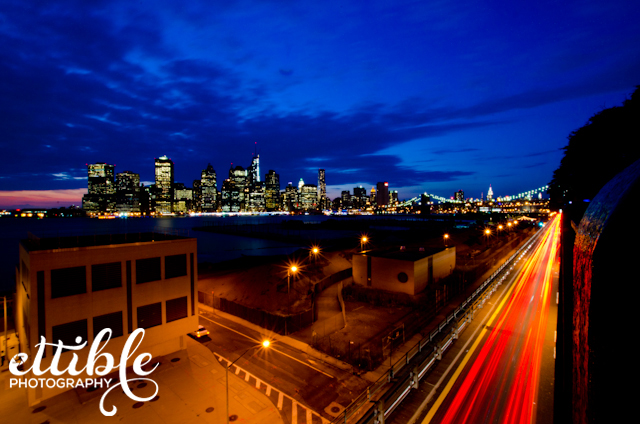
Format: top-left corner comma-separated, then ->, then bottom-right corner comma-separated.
407,236 -> 540,424
420,219 -> 556,424
215,352 -> 329,423
202,314 -> 334,378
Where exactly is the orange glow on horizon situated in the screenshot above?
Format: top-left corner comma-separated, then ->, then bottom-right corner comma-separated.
0,188 -> 86,209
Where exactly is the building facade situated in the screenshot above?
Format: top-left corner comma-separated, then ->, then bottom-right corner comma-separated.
115,171 -> 141,214
82,163 -> 116,214
15,233 -> 198,406
201,164 -> 217,212
265,170 -> 280,211
317,169 -> 326,210
376,182 -> 389,208
352,246 -> 455,296
154,156 -> 174,214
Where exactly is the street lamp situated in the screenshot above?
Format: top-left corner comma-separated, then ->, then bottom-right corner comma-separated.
310,246 -> 320,262
485,228 -> 491,247
288,265 -> 298,293
360,236 -> 368,252
444,233 -> 450,247
226,341 -> 270,424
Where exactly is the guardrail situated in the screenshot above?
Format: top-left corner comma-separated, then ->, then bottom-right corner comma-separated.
331,224 -> 547,424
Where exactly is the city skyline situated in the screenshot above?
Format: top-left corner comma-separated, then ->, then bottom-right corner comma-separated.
1,1 -> 639,208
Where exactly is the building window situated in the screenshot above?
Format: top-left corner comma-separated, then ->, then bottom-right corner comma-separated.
136,257 -> 161,284
52,319 -> 88,353
93,311 -> 124,339
137,303 -> 162,329
165,254 -> 187,279
51,266 -> 86,298
166,297 -> 188,323
397,272 -> 409,283
92,262 -> 122,292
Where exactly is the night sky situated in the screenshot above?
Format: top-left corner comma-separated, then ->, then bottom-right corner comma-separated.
1,0 -> 639,208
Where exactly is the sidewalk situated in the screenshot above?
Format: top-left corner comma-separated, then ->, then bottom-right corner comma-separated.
0,333 -> 283,424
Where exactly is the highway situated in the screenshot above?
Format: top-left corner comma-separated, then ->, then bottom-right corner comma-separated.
422,215 -> 561,424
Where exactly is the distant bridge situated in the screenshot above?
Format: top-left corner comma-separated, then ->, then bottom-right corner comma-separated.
398,185 -> 549,206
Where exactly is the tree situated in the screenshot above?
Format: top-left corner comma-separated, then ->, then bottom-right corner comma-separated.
549,86 -> 640,219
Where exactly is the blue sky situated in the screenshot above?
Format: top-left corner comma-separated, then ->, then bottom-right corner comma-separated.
1,0 -> 639,207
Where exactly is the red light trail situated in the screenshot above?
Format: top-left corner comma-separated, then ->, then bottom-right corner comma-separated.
425,215 -> 561,424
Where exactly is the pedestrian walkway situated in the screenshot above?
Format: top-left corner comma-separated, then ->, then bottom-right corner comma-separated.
0,333 -> 283,423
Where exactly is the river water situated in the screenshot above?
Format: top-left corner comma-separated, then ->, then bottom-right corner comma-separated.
0,215 -> 314,293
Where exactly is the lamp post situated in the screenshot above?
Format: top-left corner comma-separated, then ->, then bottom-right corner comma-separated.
443,233 -> 449,247
360,236 -> 368,252
226,340 -> 270,424
310,246 -> 319,262
288,266 -> 298,294
485,228 -> 491,247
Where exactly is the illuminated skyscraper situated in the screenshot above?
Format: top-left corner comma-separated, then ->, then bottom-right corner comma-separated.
192,180 -> 202,212
283,182 -> 297,211
487,184 -> 494,201
265,170 -> 281,211
115,171 -> 140,213
249,154 -> 260,185
155,156 -> 174,214
230,165 -> 247,210
318,169 -> 326,209
455,190 -> 464,202
82,162 -> 116,214
201,164 -> 217,212
301,184 -> 318,210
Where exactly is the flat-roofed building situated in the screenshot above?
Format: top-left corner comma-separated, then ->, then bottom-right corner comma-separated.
352,246 -> 455,295
15,232 -> 198,406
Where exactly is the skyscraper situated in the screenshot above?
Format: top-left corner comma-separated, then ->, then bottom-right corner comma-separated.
318,169 -> 326,209
192,179 -> 202,212
248,154 -> 260,185
354,186 -> 367,209
155,155 -> 174,214
115,171 -> 140,213
455,190 -> 464,202
376,182 -> 389,207
201,164 -> 217,212
300,184 -> 318,210
82,163 -> 116,214
265,170 -> 281,211
283,182 -> 297,211
230,165 -> 247,210
487,185 -> 494,202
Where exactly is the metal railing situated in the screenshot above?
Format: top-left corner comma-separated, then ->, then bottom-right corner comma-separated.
331,223 -> 547,424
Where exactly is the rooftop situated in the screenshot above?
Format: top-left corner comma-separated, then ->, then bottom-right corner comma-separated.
21,232 -> 192,252
360,246 -> 449,261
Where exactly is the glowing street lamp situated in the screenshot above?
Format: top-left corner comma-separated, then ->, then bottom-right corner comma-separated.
444,233 -> 450,247
288,265 -> 298,294
226,341 -> 270,424
485,228 -> 491,247
360,236 -> 368,252
309,245 -> 320,262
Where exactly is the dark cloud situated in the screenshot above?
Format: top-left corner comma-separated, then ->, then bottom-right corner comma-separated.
0,2 -> 487,192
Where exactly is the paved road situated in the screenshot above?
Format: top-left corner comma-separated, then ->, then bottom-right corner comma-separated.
195,310 -> 369,424
423,215 -> 561,424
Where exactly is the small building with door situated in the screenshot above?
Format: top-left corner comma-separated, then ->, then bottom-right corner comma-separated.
352,246 -> 455,295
